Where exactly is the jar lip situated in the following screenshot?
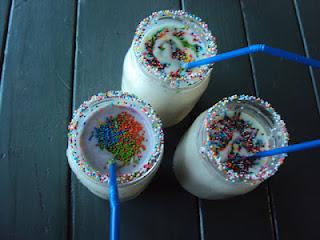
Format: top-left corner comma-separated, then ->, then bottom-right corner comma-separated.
67,91 -> 164,186
132,10 -> 217,89
202,95 -> 289,184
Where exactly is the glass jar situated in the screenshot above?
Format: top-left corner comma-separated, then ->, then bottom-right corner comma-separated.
122,10 -> 217,127
67,91 -> 164,201
173,95 -> 289,199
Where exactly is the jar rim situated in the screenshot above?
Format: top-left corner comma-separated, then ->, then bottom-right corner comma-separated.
67,91 -> 164,186
201,95 -> 289,184
132,10 -> 217,89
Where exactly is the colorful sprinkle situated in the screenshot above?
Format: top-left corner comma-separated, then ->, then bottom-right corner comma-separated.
67,91 -> 164,185
201,95 -> 289,184
92,112 -> 146,166
133,10 -> 217,88
141,26 -> 206,83
207,111 -> 265,176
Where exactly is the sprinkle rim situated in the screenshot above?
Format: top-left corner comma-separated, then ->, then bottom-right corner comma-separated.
67,91 -> 164,186
132,10 -> 217,89
201,95 -> 289,184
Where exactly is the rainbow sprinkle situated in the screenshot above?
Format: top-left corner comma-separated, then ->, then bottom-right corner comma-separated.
201,95 -> 289,184
92,112 -> 146,166
133,10 -> 217,88
142,26 -> 206,81
208,112 -> 265,176
67,91 -> 164,185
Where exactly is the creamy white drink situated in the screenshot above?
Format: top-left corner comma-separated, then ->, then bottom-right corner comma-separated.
122,10 -> 217,127
173,95 -> 289,199
67,91 -> 164,201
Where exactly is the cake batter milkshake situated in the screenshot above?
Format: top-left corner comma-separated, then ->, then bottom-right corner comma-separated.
67,91 -> 164,201
173,95 -> 289,199
122,10 -> 217,127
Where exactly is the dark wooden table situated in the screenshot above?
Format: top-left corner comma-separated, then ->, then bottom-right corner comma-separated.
1,0 -> 320,239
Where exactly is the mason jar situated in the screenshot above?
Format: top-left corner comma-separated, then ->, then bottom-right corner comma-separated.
122,10 -> 217,127
173,95 -> 289,199
67,91 -> 164,201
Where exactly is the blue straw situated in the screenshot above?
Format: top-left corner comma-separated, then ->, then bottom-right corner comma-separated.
109,162 -> 120,240
248,139 -> 320,160
185,44 -> 320,69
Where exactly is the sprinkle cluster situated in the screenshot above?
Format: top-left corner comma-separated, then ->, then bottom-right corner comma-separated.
133,10 -> 217,88
67,91 -> 164,185
142,26 -> 205,81
208,111 -> 265,176
92,112 -> 146,166
202,95 -> 289,184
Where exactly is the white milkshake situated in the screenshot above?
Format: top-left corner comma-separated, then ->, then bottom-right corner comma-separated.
173,95 -> 289,199
122,10 -> 217,127
67,91 -> 164,201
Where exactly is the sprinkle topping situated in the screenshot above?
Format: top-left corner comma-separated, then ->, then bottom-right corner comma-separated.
67,91 -> 164,185
142,26 -> 206,83
201,95 -> 289,184
133,10 -> 217,88
207,111 -> 267,176
92,112 -> 146,166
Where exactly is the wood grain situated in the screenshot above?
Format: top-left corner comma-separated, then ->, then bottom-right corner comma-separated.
294,0 -> 320,111
0,0 -> 76,239
72,1 -> 200,239
0,0 -> 11,75
1,0 -> 319,239
240,0 -> 320,238
185,0 -> 274,239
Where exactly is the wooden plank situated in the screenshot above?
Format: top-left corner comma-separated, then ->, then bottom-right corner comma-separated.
0,0 -> 11,72
72,1 -> 201,239
0,0 -> 76,239
240,0 -> 320,239
294,0 -> 320,110
185,1 -> 274,239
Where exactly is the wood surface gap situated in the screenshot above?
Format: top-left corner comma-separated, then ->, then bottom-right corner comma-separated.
72,0 -> 81,110
292,0 -> 320,115
1,0 -> 76,237
0,0 -> 317,239
238,0 -> 259,97
239,1 -> 278,239
182,0 -> 203,238
180,0 -> 185,11
197,199 -> 205,240
184,1 -> 274,239
69,1 -> 80,240
267,182 -> 280,240
0,0 -> 12,84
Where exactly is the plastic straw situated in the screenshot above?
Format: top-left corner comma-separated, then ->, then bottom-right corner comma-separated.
185,44 -> 320,69
248,139 -> 320,159
109,162 -> 120,240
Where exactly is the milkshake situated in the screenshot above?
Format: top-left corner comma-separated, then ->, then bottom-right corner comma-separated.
173,95 -> 289,199
67,91 -> 164,201
122,10 -> 217,127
